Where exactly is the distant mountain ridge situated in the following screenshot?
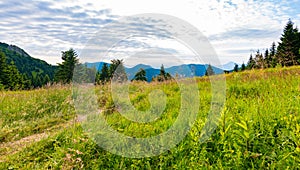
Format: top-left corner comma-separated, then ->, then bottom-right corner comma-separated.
0,41 -> 231,84
86,62 -> 225,82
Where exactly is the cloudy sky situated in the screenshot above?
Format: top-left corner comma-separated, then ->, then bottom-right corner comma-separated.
1,0 -> 300,67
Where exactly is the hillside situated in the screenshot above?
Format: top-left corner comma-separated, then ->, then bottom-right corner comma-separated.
0,42 -> 56,81
1,66 -> 300,169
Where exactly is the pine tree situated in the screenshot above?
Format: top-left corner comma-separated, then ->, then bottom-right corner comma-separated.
43,74 -> 51,85
132,68 -> 147,81
153,64 -> 172,82
264,49 -> 271,68
241,63 -> 246,71
247,54 -> 256,69
0,51 -> 7,83
269,42 -> 277,67
55,48 -> 79,84
109,59 -> 127,82
233,64 -> 239,72
276,19 -> 300,66
0,52 -> 24,90
205,64 -> 215,76
100,63 -> 109,83
157,64 -> 169,82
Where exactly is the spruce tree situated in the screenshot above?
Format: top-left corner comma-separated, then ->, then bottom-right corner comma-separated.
109,59 -> 127,82
270,42 -> 277,67
233,64 -> 239,72
132,68 -> 147,81
255,50 -> 265,69
276,20 -> 300,66
247,54 -> 256,69
205,64 -> 215,76
0,52 -> 24,90
157,64 -> 168,82
241,63 -> 246,71
100,63 -> 109,83
55,48 -> 79,84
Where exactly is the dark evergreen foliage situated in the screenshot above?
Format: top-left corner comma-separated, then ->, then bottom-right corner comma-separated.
154,64 -> 172,82
205,64 -> 215,76
0,52 -> 24,90
132,68 -> 147,81
246,19 -> 300,70
54,48 -> 79,84
109,59 -> 127,82
233,64 -> 239,72
0,42 -> 56,88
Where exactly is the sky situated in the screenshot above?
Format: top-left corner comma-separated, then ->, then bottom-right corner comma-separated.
0,0 -> 300,67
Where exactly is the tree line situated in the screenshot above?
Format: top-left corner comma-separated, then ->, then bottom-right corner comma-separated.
245,19 -> 300,70
0,52 -> 53,90
2,19 -> 299,90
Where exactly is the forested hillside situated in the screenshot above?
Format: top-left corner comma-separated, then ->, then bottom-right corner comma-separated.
0,42 -> 56,89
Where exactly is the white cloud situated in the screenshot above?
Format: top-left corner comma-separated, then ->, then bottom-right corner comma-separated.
0,0 -> 299,65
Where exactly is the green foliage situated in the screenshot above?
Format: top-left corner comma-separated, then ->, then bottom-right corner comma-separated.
132,68 -> 147,81
55,49 -> 79,84
99,63 -> 109,83
241,63 -> 246,71
1,66 -> 300,169
0,52 -> 24,90
109,59 -> 127,82
0,42 -> 56,88
233,64 -> 239,72
205,64 -> 215,76
276,20 -> 300,66
153,64 -> 172,81
247,19 -> 300,70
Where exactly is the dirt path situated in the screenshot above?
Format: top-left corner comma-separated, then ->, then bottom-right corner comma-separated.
0,119 -> 76,162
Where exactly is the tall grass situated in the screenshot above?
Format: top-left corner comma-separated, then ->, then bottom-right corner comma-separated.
1,66 -> 300,169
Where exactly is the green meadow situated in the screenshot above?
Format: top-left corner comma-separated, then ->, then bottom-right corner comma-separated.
1,66 -> 300,169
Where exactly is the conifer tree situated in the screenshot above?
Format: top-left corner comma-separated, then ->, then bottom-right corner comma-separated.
205,64 -> 215,76
132,68 -> 147,81
100,63 -> 109,83
109,59 -> 127,82
233,64 -> 239,72
241,63 -> 246,71
276,20 -> 300,66
247,54 -> 256,69
55,48 -> 79,84
0,52 -> 24,90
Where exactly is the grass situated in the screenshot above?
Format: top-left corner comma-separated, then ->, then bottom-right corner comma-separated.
0,66 -> 300,169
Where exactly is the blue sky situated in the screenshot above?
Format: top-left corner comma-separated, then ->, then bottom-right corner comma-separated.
0,0 -> 300,67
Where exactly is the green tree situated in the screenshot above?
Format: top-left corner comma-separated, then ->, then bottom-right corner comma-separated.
269,42 -> 277,67
109,59 -> 127,82
264,49 -> 272,68
247,54 -> 255,69
0,52 -> 24,90
132,68 -> 147,81
205,64 -> 215,76
276,20 -> 300,66
241,63 -> 246,71
233,64 -> 239,72
43,74 -> 51,85
0,52 -> 7,83
255,50 -> 265,69
33,75 -> 42,88
55,48 -> 79,84
100,63 -> 109,83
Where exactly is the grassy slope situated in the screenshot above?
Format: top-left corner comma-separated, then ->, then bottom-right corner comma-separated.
1,66 -> 300,169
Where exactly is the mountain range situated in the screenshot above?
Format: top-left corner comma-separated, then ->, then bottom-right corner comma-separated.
86,62 -> 225,82
1,42 -> 235,83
